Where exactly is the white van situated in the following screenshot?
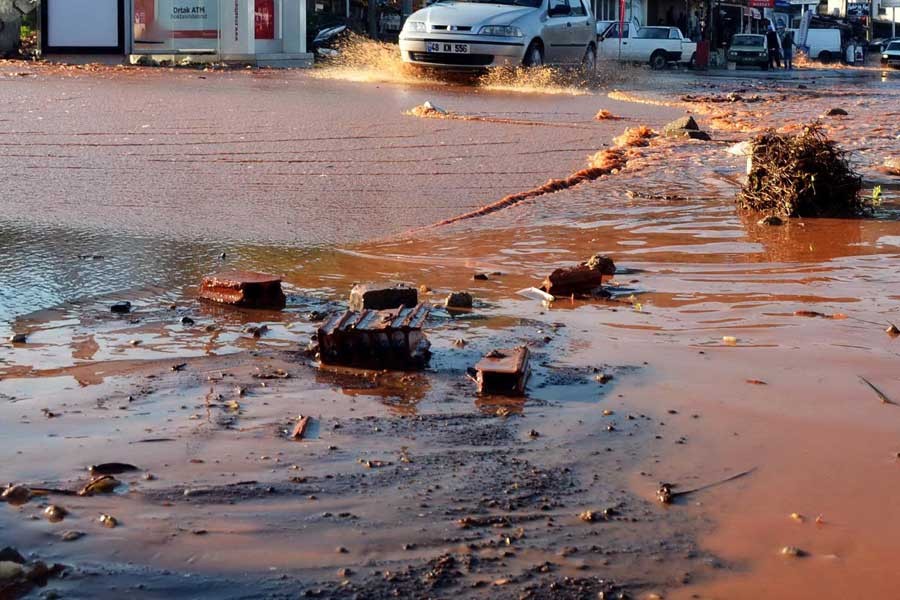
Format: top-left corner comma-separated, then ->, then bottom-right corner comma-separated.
796,28 -> 842,62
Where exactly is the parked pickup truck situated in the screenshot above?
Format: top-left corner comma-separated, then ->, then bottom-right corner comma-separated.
597,20 -> 696,69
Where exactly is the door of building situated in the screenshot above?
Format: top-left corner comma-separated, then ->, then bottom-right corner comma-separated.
42,0 -> 125,54
254,0 -> 281,52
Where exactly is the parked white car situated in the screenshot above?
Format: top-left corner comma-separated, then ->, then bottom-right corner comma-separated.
883,40 -> 900,68
399,0 -> 597,70
597,20 -> 696,69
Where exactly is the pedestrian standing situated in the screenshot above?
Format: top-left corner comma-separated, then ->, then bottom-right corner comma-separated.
782,29 -> 795,70
766,22 -> 781,69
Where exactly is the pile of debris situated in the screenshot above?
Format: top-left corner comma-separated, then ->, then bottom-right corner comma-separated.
736,123 -> 863,218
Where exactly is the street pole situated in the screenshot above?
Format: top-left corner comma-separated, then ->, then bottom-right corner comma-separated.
369,0 -> 378,38
894,7 -> 897,38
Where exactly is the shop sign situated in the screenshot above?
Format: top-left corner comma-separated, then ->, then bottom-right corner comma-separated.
748,0 -> 775,7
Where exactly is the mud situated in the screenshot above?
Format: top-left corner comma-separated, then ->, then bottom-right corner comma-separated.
1,57 -> 900,600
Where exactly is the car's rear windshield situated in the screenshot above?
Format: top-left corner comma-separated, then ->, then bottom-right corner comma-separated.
887,41 -> 900,51
732,35 -> 764,46
446,0 -> 542,7
636,27 -> 671,39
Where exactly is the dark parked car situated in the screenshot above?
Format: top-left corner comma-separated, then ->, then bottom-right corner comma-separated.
727,33 -> 769,70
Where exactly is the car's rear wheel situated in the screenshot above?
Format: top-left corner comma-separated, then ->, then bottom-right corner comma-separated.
649,50 -> 667,70
689,52 -> 696,68
523,41 -> 544,67
818,50 -> 832,63
581,44 -> 596,72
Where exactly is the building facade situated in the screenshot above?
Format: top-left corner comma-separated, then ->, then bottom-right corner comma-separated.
41,0 -> 310,64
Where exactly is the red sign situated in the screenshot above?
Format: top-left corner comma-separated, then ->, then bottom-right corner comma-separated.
255,0 -> 275,39
748,0 -> 774,7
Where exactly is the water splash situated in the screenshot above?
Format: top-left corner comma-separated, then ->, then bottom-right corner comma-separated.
313,33 -> 636,95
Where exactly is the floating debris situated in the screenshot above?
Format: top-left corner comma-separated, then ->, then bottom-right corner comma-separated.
858,376 -> 896,406
540,254 -> 616,297
316,304 -> 431,369
78,476 -> 120,496
737,123 -> 863,218
349,283 -> 418,312
89,463 -> 138,477
199,271 -> 286,309
110,301 -> 132,314
657,467 -> 757,505
291,415 -> 311,440
473,346 -> 530,396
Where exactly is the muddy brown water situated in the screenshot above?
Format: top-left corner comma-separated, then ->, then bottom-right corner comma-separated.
1,59 -> 899,598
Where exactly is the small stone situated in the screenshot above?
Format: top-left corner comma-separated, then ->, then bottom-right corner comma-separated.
44,505 -> 68,523
473,273 -> 489,281
824,108 -> 848,116
336,546 -> 348,554
780,545 -> 806,557
61,530 -> 85,542
99,514 -> 118,528
8,333 -> 27,344
181,316 -> 195,325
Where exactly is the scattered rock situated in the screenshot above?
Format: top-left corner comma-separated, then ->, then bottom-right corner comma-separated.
887,323 -> 900,337
8,333 -> 27,344
181,316 -> 195,325
444,291 -> 473,310
0,548 -> 25,564
780,546 -> 806,557
473,273 -> 489,281
757,215 -> 784,226
663,116 -> 711,141
579,510 -> 599,523
61,531 -> 85,542
824,108 -> 848,116
883,157 -> 900,176
0,561 -> 24,581
1,485 -> 32,506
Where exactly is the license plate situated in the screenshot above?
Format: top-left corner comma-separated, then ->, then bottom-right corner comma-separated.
426,41 -> 469,54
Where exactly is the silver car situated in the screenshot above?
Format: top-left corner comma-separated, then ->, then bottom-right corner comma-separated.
399,0 -> 597,70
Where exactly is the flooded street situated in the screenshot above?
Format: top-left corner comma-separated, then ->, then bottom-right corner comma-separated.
1,52 -> 899,599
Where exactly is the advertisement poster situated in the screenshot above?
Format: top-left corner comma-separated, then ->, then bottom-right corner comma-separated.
255,0 -> 275,39
134,0 -> 219,40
